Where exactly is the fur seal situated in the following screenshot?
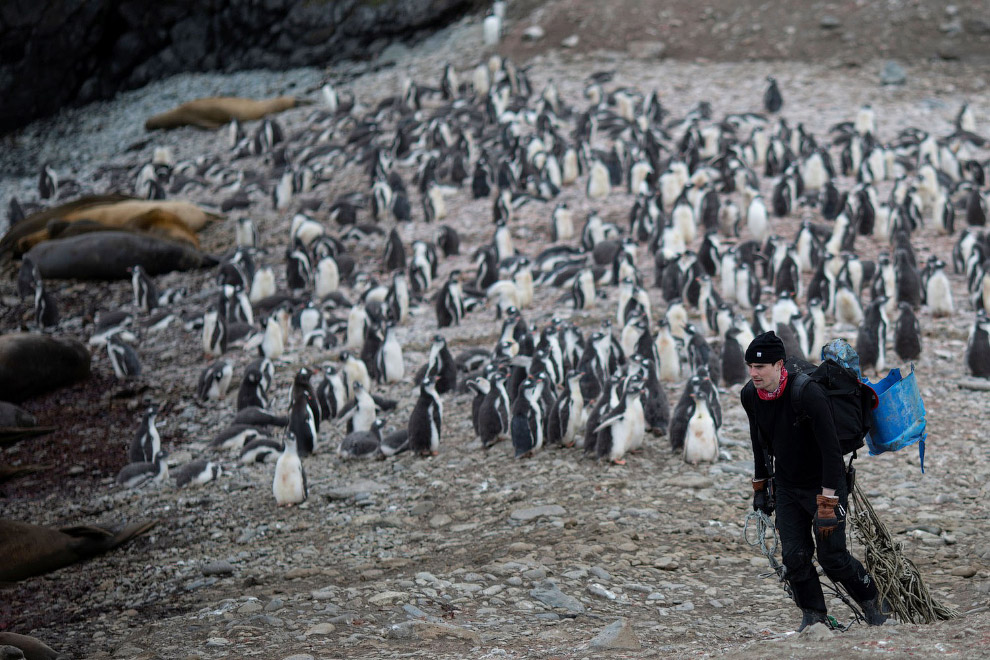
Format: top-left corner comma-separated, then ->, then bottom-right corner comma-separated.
0,518 -> 157,583
0,333 -> 91,403
145,96 -> 301,130
0,632 -> 66,660
24,231 -> 218,280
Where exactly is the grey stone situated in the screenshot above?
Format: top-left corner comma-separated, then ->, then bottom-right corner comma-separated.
819,15 -> 841,29
589,618 -> 641,650
880,61 -> 907,86
201,560 -> 235,576
510,505 -> 567,521
530,581 -> 585,613
590,566 -> 611,581
386,621 -> 481,642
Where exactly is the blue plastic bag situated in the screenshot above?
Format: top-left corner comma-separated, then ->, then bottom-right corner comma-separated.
863,366 -> 927,472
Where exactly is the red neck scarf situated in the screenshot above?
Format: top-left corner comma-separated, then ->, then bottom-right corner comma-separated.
756,366 -> 789,401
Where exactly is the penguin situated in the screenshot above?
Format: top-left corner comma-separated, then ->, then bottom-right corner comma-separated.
375,321 -> 404,384
383,228 -> 406,272
314,256 -> 340,299
856,297 -> 889,375
477,370 -> 511,448
721,327 -> 748,386
655,319 -> 682,383
117,450 -> 169,489
107,334 -> 141,380
763,76 -> 782,113
337,418 -> 387,460
235,406 -> 288,428
834,282 -> 864,328
290,367 -> 321,427
260,314 -> 285,360
317,365 -> 347,421
546,370 -> 584,448
422,334 -> 458,394
341,351 -> 372,400
285,243 -> 312,291
129,265 -> 158,313
511,376 -> 545,458
338,380 -> 378,434
683,393 -> 719,465
894,249 -> 923,309
551,203 -> 575,241
586,159 -> 611,199
408,377 -> 443,456
236,217 -> 258,248
436,224 -> 461,257
273,431 -> 307,506
288,391 -> 319,458
128,403 -> 161,463
669,376 -> 701,451
249,267 -> 277,303
594,380 -> 645,465
240,436 -> 284,464
436,270 -> 465,328
198,359 -> 234,401
38,162 -> 58,199
926,259 -> 954,317
172,459 -> 222,488
966,311 -> 990,377
893,302 -> 922,361
202,309 -> 227,357
237,369 -> 268,411
33,279 -> 59,329
17,257 -> 40,301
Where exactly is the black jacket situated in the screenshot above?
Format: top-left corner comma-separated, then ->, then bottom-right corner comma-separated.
741,378 -> 845,491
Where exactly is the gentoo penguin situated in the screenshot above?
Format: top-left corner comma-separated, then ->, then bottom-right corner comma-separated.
33,279 -> 59,329
337,419 -> 387,460
546,370 -> 584,448
834,282 -> 864,328
511,376 -> 546,458
894,249 -> 922,309
236,217 -> 258,248
240,437 -> 283,464
926,260 -> 954,317
341,351 -> 372,401
894,302 -> 922,361
107,334 -> 141,380
129,264 -> 158,313
338,380 -> 377,434
856,298 -> 889,375
422,334 -> 457,394
436,270 -> 465,328
436,224 -> 461,256
408,377 -> 443,456
763,76 -> 783,113
551,203 -> 575,241
655,319 -> 682,383
202,309 -> 226,357
210,423 -> 265,451
129,403 -> 161,464
683,393 -> 719,465
966,311 -> 990,377
237,370 -> 268,411
721,327 -> 748,386
249,267 -> 277,303
375,321 -> 404,384
198,359 -> 234,401
17,257 -> 40,301
594,380 -> 645,465
235,406 -> 288,428
477,370 -> 511,448
586,159 -> 611,199
172,459 -> 222,488
117,450 -> 169,489
261,315 -> 285,360
273,431 -> 307,506
386,270 -> 410,324
383,228 -> 406,272
669,377 -> 700,451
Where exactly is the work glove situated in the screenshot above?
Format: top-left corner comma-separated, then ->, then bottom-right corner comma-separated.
752,478 -> 774,515
814,494 -> 842,538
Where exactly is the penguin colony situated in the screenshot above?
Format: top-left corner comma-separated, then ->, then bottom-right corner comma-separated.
5,42 -> 990,505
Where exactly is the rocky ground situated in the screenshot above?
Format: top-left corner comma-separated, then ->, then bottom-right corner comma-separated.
2,3 -> 990,660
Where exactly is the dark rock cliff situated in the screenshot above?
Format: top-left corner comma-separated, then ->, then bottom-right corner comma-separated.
0,0 -> 481,134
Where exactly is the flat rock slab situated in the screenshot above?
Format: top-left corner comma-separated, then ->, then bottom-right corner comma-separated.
386,621 -> 481,643
510,504 -> 566,521
530,581 -> 585,613
325,479 -> 389,499
589,618 -> 641,650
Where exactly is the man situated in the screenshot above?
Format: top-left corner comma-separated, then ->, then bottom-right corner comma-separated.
741,331 -> 887,631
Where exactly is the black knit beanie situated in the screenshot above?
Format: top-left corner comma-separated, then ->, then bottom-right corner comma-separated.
745,331 -> 786,364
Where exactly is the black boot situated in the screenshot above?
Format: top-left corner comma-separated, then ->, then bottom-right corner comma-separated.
858,596 -> 890,626
797,608 -> 829,632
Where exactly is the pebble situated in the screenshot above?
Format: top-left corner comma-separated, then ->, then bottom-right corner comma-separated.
819,15 -> 842,29
951,566 -> 977,578
656,556 -> 680,571
587,583 -> 617,600
237,601 -> 263,614
281,655 -> 314,660
369,591 -> 407,604
523,26 -> 545,41
881,61 -> 907,85
304,623 -> 335,636
561,34 -> 579,48
529,581 -> 585,614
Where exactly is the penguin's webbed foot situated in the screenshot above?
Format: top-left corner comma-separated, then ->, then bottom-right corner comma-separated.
612,458 -> 626,465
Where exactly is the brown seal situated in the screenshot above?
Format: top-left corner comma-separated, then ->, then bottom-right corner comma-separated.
0,519 -> 157,583
0,333 -> 91,403
24,231 -> 219,281
145,95 -> 300,130
1,196 -> 220,255
0,632 -> 66,660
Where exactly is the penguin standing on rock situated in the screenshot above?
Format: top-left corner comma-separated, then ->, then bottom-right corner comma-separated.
966,311 -> 990,377
408,378 -> 443,456
129,403 -> 161,463
511,376 -> 545,458
894,302 -> 922,361
273,431 -> 307,506
763,76 -> 783,113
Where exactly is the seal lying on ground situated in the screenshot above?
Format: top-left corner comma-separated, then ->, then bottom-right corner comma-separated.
24,231 -> 218,280
0,518 -> 158,582
145,95 -> 302,130
1,196 -> 221,255
0,632 -> 67,660
0,333 -> 91,403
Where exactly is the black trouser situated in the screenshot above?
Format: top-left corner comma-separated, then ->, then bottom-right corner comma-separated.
775,486 -> 878,613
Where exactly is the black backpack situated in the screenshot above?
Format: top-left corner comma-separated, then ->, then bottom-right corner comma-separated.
785,356 -> 877,457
